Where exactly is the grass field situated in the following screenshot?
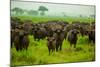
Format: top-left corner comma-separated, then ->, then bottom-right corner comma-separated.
16,16 -> 94,23
11,35 -> 95,66
11,16 -> 95,66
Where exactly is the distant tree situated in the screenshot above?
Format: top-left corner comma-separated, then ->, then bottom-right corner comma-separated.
79,14 -> 82,17
62,12 -> 66,17
27,10 -> 38,16
38,6 -> 48,16
90,14 -> 95,18
11,7 -> 24,16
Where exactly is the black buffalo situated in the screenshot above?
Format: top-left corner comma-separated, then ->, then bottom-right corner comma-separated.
47,36 -> 56,55
67,29 -> 79,48
13,25 -> 29,51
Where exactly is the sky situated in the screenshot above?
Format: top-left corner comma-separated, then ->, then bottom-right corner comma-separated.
11,1 -> 95,17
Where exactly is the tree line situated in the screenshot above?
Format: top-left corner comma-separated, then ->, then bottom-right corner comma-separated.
11,6 -> 48,16
11,5 -> 95,18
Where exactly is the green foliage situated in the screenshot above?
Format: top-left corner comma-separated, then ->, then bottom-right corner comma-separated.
14,16 -> 94,23
27,10 -> 38,16
38,6 -> 48,16
11,7 -> 24,16
38,6 -> 48,11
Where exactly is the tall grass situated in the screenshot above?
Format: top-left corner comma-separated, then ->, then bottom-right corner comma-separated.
11,35 -> 95,66
14,16 -> 94,23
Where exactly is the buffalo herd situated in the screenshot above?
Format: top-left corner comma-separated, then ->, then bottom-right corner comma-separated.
11,17 -> 95,55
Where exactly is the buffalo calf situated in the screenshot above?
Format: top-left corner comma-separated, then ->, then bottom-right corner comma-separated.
47,36 -> 56,55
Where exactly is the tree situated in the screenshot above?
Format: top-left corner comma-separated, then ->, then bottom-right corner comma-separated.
27,10 -> 38,16
79,14 -> 82,17
11,7 -> 24,16
38,6 -> 48,16
62,12 -> 66,17
90,14 -> 95,18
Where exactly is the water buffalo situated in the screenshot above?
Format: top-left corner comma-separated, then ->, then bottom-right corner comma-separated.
32,23 -> 47,41
47,36 -> 56,55
67,29 -> 79,48
54,29 -> 65,51
86,30 -> 95,43
23,20 -> 33,35
11,29 -> 15,48
13,25 -> 29,51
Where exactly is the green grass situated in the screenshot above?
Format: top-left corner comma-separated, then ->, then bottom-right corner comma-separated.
11,35 -> 95,66
14,16 -> 94,23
